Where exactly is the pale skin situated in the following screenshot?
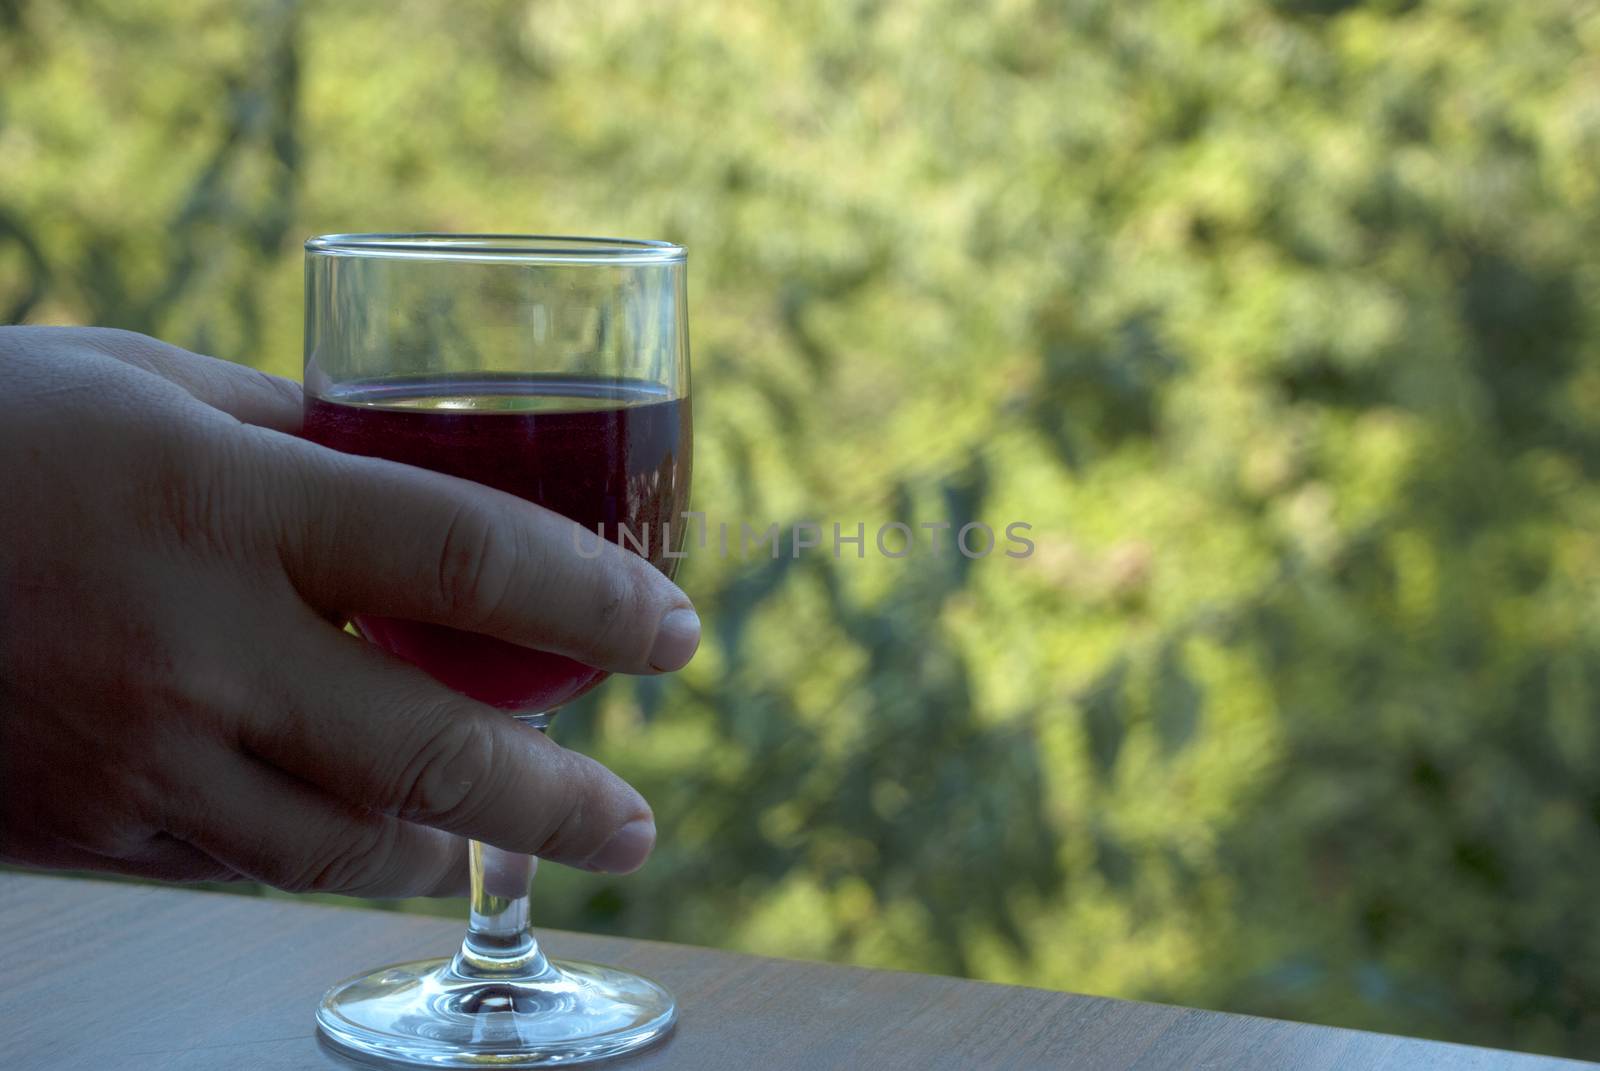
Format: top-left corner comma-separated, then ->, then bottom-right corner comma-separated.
0,326 -> 701,896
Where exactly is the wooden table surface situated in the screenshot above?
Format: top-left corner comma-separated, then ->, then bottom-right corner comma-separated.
1,873 -> 1591,1071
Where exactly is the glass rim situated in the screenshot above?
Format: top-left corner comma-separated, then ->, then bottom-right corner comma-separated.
304,233 -> 686,265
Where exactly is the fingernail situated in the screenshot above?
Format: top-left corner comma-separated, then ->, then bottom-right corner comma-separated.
583,818 -> 656,874
649,608 -> 700,671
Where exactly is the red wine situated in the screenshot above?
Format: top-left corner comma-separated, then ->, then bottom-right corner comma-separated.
303,373 -> 691,712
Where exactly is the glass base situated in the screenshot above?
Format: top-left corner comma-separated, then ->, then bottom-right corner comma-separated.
316,954 -> 677,1068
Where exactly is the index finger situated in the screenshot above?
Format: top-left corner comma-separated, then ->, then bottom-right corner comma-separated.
266,434 -> 700,676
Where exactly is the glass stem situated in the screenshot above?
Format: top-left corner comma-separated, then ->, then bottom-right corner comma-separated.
450,714 -> 556,982
450,841 -> 551,979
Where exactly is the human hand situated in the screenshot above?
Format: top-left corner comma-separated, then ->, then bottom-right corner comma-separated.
0,327 -> 699,895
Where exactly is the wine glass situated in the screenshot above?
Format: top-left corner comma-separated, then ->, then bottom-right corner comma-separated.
301,234 -> 690,1067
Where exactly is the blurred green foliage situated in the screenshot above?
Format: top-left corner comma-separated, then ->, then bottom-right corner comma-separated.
4,0 -> 1600,1058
